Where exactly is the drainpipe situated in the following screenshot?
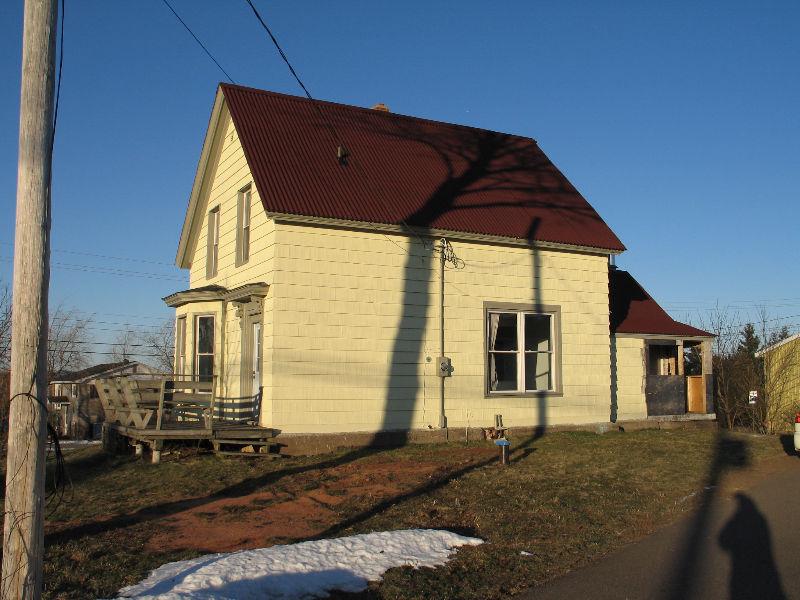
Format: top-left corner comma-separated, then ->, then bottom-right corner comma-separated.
220,298 -> 227,399
438,238 -> 447,429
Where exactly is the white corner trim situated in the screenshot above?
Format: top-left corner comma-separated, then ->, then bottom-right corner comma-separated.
175,88 -> 227,269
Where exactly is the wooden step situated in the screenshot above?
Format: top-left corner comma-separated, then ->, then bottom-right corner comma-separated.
216,450 -> 281,459
211,428 -> 277,440
214,438 -> 272,446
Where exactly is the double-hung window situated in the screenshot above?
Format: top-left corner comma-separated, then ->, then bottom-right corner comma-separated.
206,206 -> 220,279
236,185 -> 252,266
195,315 -> 215,383
175,316 -> 187,375
487,308 -> 558,394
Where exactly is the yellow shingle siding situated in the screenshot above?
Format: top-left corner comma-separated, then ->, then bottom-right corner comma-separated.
270,222 -> 613,434
177,107 -> 275,423
188,108 -> 275,291
612,336 -> 647,420
763,336 -> 800,431
177,111 -> 618,434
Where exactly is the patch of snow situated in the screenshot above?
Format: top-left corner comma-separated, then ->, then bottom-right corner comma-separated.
114,529 -> 483,600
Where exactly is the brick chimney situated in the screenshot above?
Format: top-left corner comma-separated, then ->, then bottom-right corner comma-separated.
371,103 -> 390,112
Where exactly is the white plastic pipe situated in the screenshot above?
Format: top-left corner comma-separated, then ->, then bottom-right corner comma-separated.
794,415 -> 800,453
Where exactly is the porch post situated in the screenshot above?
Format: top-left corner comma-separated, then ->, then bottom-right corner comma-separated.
701,339 -> 713,413
676,340 -> 684,376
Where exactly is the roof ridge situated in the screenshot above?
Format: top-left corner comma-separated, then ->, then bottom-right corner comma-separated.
219,82 -> 538,144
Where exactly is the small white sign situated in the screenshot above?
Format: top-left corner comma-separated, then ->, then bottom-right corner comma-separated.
748,390 -> 758,404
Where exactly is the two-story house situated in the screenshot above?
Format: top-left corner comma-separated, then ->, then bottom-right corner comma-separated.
164,83 -> 713,445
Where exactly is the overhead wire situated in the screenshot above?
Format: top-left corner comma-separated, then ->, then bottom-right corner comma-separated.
160,0 -> 235,83
242,0 -> 342,149
51,317 -> 170,329
48,339 -> 174,349
0,256 -> 186,282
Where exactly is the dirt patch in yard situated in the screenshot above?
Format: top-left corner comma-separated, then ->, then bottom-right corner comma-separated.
148,446 -> 497,553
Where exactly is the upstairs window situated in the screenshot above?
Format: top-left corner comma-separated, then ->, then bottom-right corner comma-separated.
206,206 -> 219,279
236,185 -> 252,266
487,308 -> 558,394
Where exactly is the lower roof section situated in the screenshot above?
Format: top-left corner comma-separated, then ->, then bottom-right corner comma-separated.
609,269 -> 713,338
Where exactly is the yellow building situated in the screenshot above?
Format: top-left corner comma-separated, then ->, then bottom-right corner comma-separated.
164,84 -> 711,440
756,334 -> 800,432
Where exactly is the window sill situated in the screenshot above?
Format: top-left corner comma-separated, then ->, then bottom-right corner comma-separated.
485,390 -> 563,399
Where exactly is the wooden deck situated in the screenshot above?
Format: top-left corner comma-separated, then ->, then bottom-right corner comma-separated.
97,375 -> 278,462
104,422 -> 278,462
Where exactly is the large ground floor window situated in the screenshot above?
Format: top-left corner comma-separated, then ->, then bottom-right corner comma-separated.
487,306 -> 559,394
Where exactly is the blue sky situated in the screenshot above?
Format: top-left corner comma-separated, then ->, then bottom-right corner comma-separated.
1,0 -> 799,357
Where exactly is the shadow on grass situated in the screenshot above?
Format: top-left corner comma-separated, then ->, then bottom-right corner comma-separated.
47,424 -> 551,550
46,445 -> 380,544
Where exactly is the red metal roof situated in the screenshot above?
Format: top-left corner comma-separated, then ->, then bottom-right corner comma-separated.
610,269 -> 712,337
221,84 -> 625,252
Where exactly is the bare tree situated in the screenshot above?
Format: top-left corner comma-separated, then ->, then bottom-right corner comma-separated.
0,283 -> 10,448
0,283 -> 11,371
48,304 -> 92,378
696,304 -> 756,429
111,321 -> 175,373
138,319 -> 175,374
111,329 -> 138,363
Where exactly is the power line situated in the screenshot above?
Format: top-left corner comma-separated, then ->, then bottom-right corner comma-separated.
49,339 -> 173,349
47,348 -> 165,358
54,325 -> 167,336
0,242 -> 175,267
160,0 -> 235,83
50,317 -> 168,330
49,247 -> 175,267
51,0 -> 64,156
0,256 -> 185,282
242,0 -> 343,150
665,296 -> 800,305
64,309 -> 171,321
241,1 -> 446,258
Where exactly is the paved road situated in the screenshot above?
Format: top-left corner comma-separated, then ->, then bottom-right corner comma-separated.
521,455 -> 800,600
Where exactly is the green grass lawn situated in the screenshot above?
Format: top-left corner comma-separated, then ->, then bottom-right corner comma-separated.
1,427 -> 786,599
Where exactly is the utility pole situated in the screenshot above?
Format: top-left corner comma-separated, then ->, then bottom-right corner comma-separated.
2,0 -> 58,598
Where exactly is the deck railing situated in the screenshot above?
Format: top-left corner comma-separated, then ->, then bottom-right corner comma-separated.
95,374 -> 262,431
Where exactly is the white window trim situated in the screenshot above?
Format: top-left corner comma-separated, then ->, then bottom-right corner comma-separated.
236,185 -> 252,266
484,302 -> 562,397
